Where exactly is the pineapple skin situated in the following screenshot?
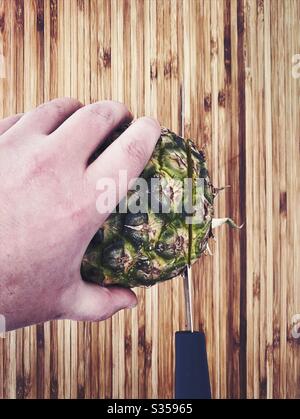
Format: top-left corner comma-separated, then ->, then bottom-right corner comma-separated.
81,129 -> 215,288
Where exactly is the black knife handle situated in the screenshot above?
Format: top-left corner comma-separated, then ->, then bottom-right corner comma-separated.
175,331 -> 211,399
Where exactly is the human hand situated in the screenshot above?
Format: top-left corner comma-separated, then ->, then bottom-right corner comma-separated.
0,98 -> 160,331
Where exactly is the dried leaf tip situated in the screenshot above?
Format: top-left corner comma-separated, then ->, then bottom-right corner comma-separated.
212,218 -> 244,229
213,185 -> 231,196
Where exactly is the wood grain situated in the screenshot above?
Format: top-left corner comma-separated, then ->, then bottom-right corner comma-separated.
0,0 -> 299,399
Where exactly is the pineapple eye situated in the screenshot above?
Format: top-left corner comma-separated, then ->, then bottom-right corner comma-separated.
102,241 -> 125,271
124,212 -> 148,226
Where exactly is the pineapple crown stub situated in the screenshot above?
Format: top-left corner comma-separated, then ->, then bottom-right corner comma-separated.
81,126 -> 241,288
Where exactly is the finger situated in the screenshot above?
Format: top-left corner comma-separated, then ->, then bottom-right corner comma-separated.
65,281 -> 137,322
86,117 -> 161,223
0,113 -> 23,136
51,100 -> 132,163
7,97 -> 83,137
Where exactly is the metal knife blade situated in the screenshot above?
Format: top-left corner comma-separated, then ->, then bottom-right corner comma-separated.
183,265 -> 194,333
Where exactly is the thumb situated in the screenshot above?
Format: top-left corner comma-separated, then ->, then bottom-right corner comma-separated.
65,281 -> 137,322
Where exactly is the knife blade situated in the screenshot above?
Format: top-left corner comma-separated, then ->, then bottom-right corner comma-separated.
183,264 -> 194,333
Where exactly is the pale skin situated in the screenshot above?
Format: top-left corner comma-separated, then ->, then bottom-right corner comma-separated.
0,98 -> 161,331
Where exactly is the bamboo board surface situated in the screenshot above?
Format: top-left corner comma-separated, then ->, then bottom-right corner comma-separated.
0,0 -> 299,399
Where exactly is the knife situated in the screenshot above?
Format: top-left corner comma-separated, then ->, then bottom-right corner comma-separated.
174,265 -> 211,399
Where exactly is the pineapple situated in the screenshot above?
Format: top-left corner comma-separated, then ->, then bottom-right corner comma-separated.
81,127 -> 238,288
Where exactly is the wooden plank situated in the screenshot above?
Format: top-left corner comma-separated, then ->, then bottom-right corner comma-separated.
287,0 -> 300,399
201,0 -> 215,397
264,0 -> 274,400
227,0 -> 242,398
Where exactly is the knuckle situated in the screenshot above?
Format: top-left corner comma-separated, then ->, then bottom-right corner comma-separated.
35,102 -> 50,116
37,97 -> 82,118
56,96 -> 82,107
26,146 -> 56,179
50,101 -> 67,118
87,102 -> 115,125
51,97 -> 80,116
123,135 -> 148,165
137,116 -> 161,134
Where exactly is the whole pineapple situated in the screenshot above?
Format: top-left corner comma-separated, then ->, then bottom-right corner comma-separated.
81,127 -> 237,288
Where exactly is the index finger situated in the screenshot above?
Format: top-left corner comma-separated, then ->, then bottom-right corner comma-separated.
85,116 -> 161,224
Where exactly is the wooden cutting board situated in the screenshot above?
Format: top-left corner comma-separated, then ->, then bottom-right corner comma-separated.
0,0 -> 299,399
